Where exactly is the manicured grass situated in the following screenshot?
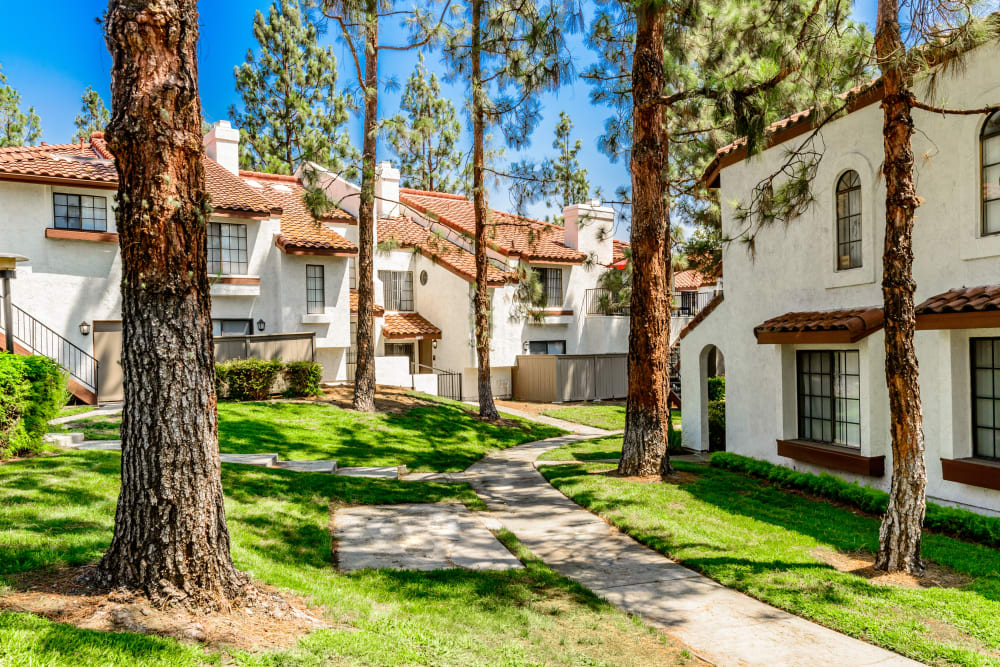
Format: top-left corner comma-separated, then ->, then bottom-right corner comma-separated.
541,404 -> 680,431
538,435 -> 624,461
55,405 -> 98,419
538,457 -> 1000,666
0,450 -> 690,666
52,398 -> 565,472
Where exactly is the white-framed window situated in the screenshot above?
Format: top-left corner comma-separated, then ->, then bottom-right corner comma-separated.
528,340 -> 566,355
207,222 -> 248,275
379,270 -> 413,311
835,171 -> 862,270
796,350 -> 861,448
535,267 -> 563,307
53,192 -> 108,231
981,111 -> 1000,236
306,265 -> 325,314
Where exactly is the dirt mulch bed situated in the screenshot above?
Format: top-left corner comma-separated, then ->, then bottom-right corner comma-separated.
496,399 -> 624,416
0,566 -> 339,651
595,466 -> 701,485
811,547 -> 972,589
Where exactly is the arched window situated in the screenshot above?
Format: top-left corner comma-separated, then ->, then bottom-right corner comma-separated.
836,170 -> 862,270
981,111 -> 1000,236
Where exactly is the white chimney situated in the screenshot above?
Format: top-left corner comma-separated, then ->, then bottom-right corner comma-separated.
204,120 -> 240,175
563,199 -> 615,265
374,161 -> 400,218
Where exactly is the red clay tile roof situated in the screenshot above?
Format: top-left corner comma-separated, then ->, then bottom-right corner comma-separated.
204,160 -> 274,217
675,270 -> 711,291
240,170 -> 357,255
382,312 -> 442,340
754,307 -> 883,343
350,289 -> 385,317
916,285 -> 1000,314
377,216 -> 512,286
612,239 -> 630,263
679,293 -> 724,340
399,188 -> 587,263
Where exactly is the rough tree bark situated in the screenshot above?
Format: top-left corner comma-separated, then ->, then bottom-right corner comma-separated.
353,1 -> 379,413
471,0 -> 500,421
874,0 -> 927,575
619,0 -> 670,477
96,0 -> 248,607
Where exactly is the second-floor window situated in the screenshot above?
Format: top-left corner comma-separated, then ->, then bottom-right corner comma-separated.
53,193 -> 107,231
529,340 -> 565,355
207,222 -> 248,275
380,270 -> 413,311
536,267 -> 563,307
982,111 -> 1000,236
306,265 -> 325,314
797,350 -> 861,448
835,170 -> 862,270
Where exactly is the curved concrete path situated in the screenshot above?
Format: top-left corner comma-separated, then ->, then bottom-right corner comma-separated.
465,434 -> 919,667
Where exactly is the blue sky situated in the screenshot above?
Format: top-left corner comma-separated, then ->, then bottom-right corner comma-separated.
0,1 -> 877,240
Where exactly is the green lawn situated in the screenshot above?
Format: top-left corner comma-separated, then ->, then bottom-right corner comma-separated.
538,435 -> 625,461
52,397 -> 565,472
541,404 -> 680,431
538,457 -> 1000,666
0,451 -> 691,666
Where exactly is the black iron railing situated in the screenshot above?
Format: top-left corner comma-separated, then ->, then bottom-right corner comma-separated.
0,294 -> 99,392
672,290 -> 722,318
413,363 -> 463,401
584,288 -> 630,316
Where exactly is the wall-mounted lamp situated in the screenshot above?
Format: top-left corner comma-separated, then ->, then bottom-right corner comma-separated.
522,340 -> 529,353
432,339 -> 438,349
256,319 -> 266,332
79,321 -> 91,336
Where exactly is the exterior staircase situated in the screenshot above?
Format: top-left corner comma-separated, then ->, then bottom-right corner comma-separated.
0,293 -> 99,405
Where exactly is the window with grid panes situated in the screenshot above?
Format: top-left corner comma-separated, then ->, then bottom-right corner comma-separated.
982,112 -> 1000,236
211,319 -> 252,337
379,270 -> 413,311
835,171 -> 862,269
306,265 -> 325,314
207,222 -> 248,275
796,350 -> 861,447
535,267 -> 563,307
972,338 -> 1000,459
53,193 -> 108,231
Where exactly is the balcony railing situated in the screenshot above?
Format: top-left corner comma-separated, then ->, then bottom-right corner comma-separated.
672,289 -> 722,318
585,287 -> 722,318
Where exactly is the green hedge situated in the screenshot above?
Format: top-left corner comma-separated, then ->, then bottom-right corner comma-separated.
667,425 -> 683,454
707,399 -> 725,451
0,353 -> 66,458
707,375 -> 726,401
216,359 -> 323,401
710,452 -> 1000,549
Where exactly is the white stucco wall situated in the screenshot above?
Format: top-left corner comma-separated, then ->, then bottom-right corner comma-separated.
681,42 -> 1000,515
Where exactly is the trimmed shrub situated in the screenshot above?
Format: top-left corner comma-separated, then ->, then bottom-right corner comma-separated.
707,375 -> 726,401
18,356 -> 67,442
667,425 -> 684,454
707,399 -> 725,451
283,361 -> 322,398
0,353 -> 67,458
710,452 -> 1000,549
218,358 -> 283,401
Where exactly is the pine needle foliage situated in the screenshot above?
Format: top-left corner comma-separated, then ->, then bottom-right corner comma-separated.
73,87 -> 110,144
0,67 -> 41,147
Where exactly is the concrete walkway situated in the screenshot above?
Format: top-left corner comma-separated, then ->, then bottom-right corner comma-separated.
465,435 -> 919,667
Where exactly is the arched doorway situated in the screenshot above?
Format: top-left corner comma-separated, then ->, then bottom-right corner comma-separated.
700,344 -> 726,452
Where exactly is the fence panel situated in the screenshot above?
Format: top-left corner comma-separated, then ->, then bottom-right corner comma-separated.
512,355 -> 558,402
214,333 -> 315,364
557,356 -> 596,402
595,354 -> 628,400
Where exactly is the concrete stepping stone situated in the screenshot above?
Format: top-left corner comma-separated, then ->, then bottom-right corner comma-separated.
333,503 -> 523,572
274,460 -> 338,473
337,465 -> 406,480
219,453 -> 279,467
43,432 -> 86,447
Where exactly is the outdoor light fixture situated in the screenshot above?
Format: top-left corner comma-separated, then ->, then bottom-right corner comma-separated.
79,321 -> 91,336
522,340 -> 529,352
432,339 -> 438,349
256,319 -> 265,332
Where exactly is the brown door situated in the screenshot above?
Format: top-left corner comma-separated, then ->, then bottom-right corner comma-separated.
93,320 -> 124,403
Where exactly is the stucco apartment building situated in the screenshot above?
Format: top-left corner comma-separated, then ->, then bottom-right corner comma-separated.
681,41 -> 1000,515
0,120 -> 628,404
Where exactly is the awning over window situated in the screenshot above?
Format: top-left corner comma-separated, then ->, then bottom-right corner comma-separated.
382,312 -> 442,340
754,308 -> 883,344
350,289 -> 386,317
916,285 -> 1000,330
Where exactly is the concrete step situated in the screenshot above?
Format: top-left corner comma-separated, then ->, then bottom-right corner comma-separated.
44,432 -> 86,447
220,452 -> 279,467
337,464 -> 407,480
274,459 -> 338,473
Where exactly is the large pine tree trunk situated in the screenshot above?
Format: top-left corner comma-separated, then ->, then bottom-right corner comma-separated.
353,5 -> 379,413
874,0 -> 927,575
619,0 -> 670,477
96,0 -> 248,608
471,0 -> 500,421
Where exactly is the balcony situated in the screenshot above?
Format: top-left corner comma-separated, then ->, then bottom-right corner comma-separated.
584,288 -> 722,318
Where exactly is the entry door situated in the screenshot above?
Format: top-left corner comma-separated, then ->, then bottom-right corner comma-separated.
93,320 -> 124,403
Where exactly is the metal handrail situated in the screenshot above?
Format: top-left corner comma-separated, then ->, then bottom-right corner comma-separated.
0,293 -> 99,391
584,287 -> 630,316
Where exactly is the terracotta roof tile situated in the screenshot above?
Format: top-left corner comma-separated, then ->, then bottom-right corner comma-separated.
754,307 -> 883,343
679,293 -> 724,340
205,160 -> 273,216
240,170 -> 357,255
350,289 -> 385,317
399,188 -> 587,263
382,312 -> 442,340
916,285 -> 1000,314
612,239 -> 630,264
377,216 -> 512,286
675,269 -> 711,291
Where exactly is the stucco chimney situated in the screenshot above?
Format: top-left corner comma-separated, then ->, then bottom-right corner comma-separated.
204,120 -> 240,175
563,199 -> 615,265
375,161 -> 400,218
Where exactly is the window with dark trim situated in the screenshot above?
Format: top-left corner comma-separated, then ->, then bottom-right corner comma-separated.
528,340 -> 566,355
207,222 -> 248,275
53,193 -> 108,231
972,337 -> 1000,459
536,267 -> 563,307
211,318 -> 252,337
982,111 -> 1000,236
796,350 -> 861,448
306,265 -> 324,314
379,270 -> 413,311
835,171 -> 862,270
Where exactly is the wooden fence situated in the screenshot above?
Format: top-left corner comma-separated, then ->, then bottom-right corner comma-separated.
512,353 -> 628,403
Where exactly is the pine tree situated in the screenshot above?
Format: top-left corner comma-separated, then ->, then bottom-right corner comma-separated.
0,67 -> 41,147
387,53 -> 465,193
442,0 -> 577,420
230,0 -> 356,175
97,0 -> 248,607
73,87 -> 110,143
543,112 -> 590,210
